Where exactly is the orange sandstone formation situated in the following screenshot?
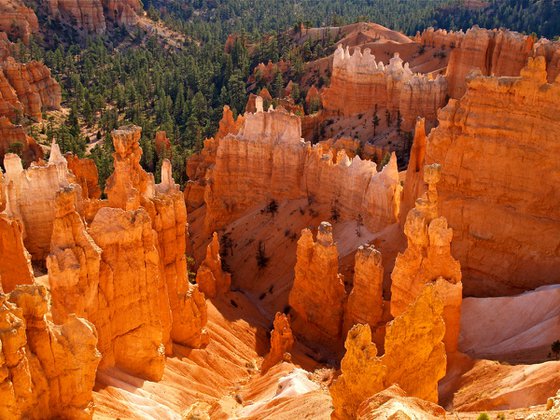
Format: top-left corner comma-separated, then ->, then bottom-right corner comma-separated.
445,26 -> 535,98
0,117 -> 44,166
196,232 -> 231,298
331,284 -> 446,418
288,222 -> 346,353
391,163 -> 462,352
400,117 -> 427,223
1,58 -> 62,121
0,284 -> 100,419
46,0 -> 107,34
0,212 -> 34,292
0,0 -> 39,44
261,312 -> 294,373
322,45 -> 447,129
3,143 -> 80,261
102,0 -> 143,27
47,185 -> 101,324
425,56 -> 560,296
65,153 -> 101,199
344,244 -> 384,334
154,130 -> 172,157
188,100 -> 401,234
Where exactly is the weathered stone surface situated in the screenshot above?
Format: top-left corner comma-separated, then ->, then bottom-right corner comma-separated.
261,312 -> 294,373
1,58 -> 62,121
391,163 -> 462,352
196,232 -> 231,298
65,153 -> 101,199
344,244 -> 384,334
0,117 -> 43,166
0,284 -> 100,419
155,130 -> 171,158
330,324 -> 386,419
356,384 -> 446,419
400,117 -> 427,224
105,125 -> 154,210
330,284 -> 446,419
425,56 -> 560,296
102,0 -> 142,27
88,206 -> 166,381
0,0 -> 39,44
288,222 -> 346,353
47,185 -> 101,325
322,45 -> 447,130
3,143 -> 80,261
46,0 -> 107,34
0,212 -> 33,292
189,103 -> 401,234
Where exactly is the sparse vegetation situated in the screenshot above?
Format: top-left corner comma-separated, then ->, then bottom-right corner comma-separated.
256,240 -> 270,269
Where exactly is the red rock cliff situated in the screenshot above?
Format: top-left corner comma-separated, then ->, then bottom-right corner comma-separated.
0,0 -> 39,44
424,56 -> 560,296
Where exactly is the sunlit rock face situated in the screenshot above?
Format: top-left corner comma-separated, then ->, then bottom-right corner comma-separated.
0,284 -> 100,419
321,45 -> 447,130
261,312 -> 294,373
330,284 -> 446,419
288,222 -> 346,354
424,56 -> 560,296
188,100 -> 401,234
196,232 -> 231,298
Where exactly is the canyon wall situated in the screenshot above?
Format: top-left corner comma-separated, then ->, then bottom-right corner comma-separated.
3,142 -> 79,261
321,45 -> 448,130
0,212 -> 34,292
0,284 -> 100,419
0,58 -> 62,122
45,0 -> 142,34
189,101 -> 401,234
0,0 -> 39,43
421,56 -> 560,296
417,26 -> 560,98
0,117 -> 44,166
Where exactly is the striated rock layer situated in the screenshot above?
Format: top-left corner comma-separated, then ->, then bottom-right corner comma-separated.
0,212 -> 34,292
330,284 -> 446,419
288,222 -> 346,354
65,153 -> 101,199
422,56 -> 560,296
261,312 -> 294,373
0,284 -> 100,419
188,100 -> 401,234
3,142 -> 80,261
321,45 -> 448,130
0,0 -> 39,44
391,163 -> 462,352
0,117 -> 44,166
1,58 -> 62,121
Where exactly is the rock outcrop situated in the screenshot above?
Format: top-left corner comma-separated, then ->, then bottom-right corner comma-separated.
3,143 -> 80,261
321,45 -> 447,130
0,284 -> 100,419
391,163 -> 462,352
1,58 -> 62,121
46,0 -> 107,34
0,212 -> 33,292
344,244 -> 384,334
356,384 -> 446,419
65,153 -> 101,199
88,206 -> 167,380
0,0 -> 39,43
196,232 -> 231,298
330,284 -> 446,419
288,222 -> 346,353
47,185 -> 101,325
44,0 -> 142,34
261,312 -> 294,373
424,56 -> 560,296
188,101 -> 401,234
0,117 -> 44,166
